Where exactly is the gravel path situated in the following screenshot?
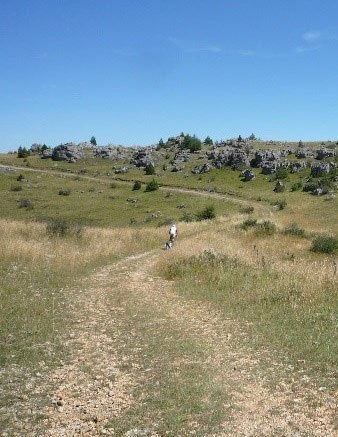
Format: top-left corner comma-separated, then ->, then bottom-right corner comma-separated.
2,250 -> 336,436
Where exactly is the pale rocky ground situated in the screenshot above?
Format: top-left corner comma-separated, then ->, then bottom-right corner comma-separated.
1,250 -> 337,436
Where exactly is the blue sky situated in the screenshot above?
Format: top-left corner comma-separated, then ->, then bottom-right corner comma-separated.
1,0 -> 338,151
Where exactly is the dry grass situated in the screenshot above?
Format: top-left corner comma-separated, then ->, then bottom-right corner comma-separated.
157,217 -> 338,373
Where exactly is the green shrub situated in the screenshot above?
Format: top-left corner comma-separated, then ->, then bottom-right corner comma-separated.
255,220 -> 276,236
238,218 -> 257,230
132,180 -> 142,191
16,174 -> 24,182
273,199 -> 287,210
311,235 -> 338,254
10,185 -> 23,192
180,134 -> 202,152
17,198 -> 33,209
196,205 -> 216,221
46,219 -> 84,238
181,212 -> 195,223
240,206 -> 254,214
274,181 -> 285,192
145,179 -> 159,192
275,167 -> 289,179
58,188 -> 71,196
110,182 -> 118,189
291,181 -> 303,191
283,223 -> 306,238
145,163 -> 155,175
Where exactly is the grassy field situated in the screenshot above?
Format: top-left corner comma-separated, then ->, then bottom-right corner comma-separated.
0,150 -> 337,433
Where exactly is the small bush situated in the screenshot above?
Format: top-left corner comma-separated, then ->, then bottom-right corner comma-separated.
238,218 -> 257,230
196,205 -> 216,221
275,167 -> 289,179
17,198 -> 33,209
181,212 -> 195,223
283,223 -> 306,238
132,180 -> 142,191
46,219 -> 84,238
255,220 -> 276,236
145,179 -> 159,192
273,199 -> 287,210
311,235 -> 338,254
240,206 -> 254,214
145,163 -> 155,175
291,181 -> 303,191
110,182 -> 118,189
10,185 -> 23,192
16,174 -> 24,182
274,181 -> 285,193
58,188 -> 71,196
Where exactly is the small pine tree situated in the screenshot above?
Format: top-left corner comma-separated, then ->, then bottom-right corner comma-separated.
180,134 -> 202,152
90,136 -> 97,146
145,162 -> 155,175
237,135 -> 243,142
204,136 -> 213,145
145,179 -> 159,192
249,133 -> 256,141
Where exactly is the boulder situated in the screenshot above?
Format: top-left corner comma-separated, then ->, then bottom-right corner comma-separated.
315,148 -> 336,160
191,163 -> 211,174
310,162 -> 331,177
52,143 -> 83,162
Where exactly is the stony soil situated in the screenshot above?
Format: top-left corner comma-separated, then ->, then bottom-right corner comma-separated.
1,250 -> 337,436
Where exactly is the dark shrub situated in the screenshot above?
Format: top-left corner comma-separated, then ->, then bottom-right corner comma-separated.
273,199 -> 287,210
10,185 -> 23,192
283,223 -> 306,238
275,167 -> 289,179
145,163 -> 155,175
46,219 -> 84,238
110,182 -> 118,189
311,235 -> 338,254
274,181 -> 285,193
196,205 -> 216,221
17,198 -> 33,210
181,212 -> 195,222
145,179 -> 159,192
291,181 -> 303,191
132,180 -> 142,190
58,188 -> 71,196
255,220 -> 276,236
240,206 -> 254,214
180,134 -> 202,152
16,174 -> 24,182
238,218 -> 257,230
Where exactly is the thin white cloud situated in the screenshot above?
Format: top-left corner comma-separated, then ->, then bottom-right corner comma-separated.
169,37 -> 221,53
296,45 -> 320,53
238,49 -> 255,57
302,31 -> 321,42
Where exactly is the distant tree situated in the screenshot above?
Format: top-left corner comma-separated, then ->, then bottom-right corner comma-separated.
180,134 -> 202,152
249,133 -> 256,141
41,144 -> 48,152
90,136 -> 97,146
158,138 -> 164,147
203,136 -> 213,145
17,146 -> 30,158
237,135 -> 243,142
298,140 -> 304,148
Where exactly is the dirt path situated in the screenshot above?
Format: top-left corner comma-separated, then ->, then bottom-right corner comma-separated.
3,250 -> 337,436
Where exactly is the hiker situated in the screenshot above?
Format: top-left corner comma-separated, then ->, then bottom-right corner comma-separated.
169,224 -> 178,244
